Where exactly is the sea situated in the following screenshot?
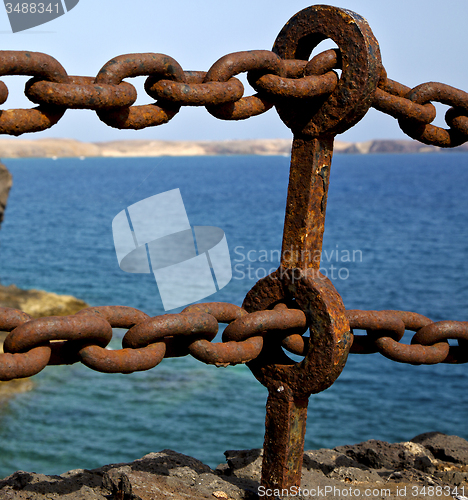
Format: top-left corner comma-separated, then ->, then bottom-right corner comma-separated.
0,152 -> 467,479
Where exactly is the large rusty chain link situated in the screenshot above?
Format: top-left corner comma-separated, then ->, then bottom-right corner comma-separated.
0,48 -> 467,146
1,303 -> 467,381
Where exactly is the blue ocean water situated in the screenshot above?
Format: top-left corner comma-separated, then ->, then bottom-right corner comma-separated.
0,153 -> 467,478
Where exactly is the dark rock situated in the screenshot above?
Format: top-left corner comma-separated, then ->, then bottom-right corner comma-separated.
385,468 -> 440,487
1,437 -> 467,499
303,449 -> 363,474
328,466 -> 382,483
220,449 -> 263,495
335,439 -> 434,470
414,455 -> 435,473
0,469 -> 105,499
0,161 -> 12,228
411,432 -> 468,464
223,449 -> 262,479
434,470 -> 468,486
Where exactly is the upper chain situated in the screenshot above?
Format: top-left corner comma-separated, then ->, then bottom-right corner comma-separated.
0,49 -> 467,147
0,303 -> 467,381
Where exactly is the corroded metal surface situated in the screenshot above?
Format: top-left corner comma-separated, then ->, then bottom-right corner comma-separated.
0,4 -> 467,495
239,6 -> 381,493
272,5 -> 381,137
26,76 -> 137,109
0,29 -> 465,138
1,303 -> 465,377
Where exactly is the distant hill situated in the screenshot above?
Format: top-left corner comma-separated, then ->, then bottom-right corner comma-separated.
0,138 -> 467,158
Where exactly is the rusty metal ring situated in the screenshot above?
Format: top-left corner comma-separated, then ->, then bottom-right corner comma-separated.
205,50 -> 283,120
381,310 -> 433,331
347,311 -> 409,339
443,346 -> 468,364
398,82 -> 468,147
268,50 -> 339,80
0,306 -> 32,331
0,51 -> 68,82
412,320 -> 468,347
95,53 -> 185,85
374,337 -> 449,365
374,74 -> 436,123
222,308 -> 306,342
243,269 -> 351,398
188,336 -> 264,367
0,306 -> 46,381
347,310 -> 431,355
79,343 -> 166,374
252,72 -> 338,100
145,70 -> 244,106
206,94 -> 273,120
0,50 -> 69,135
445,107 -> 468,136
305,49 -> 341,76
0,346 -> 52,381
0,107 -> 66,136
0,81 -> 8,105
347,310 -> 405,355
282,60 -> 307,78
76,305 -> 150,329
251,48 -> 341,100
76,306 -> 163,374
145,70 -> 206,92
181,302 -> 263,366
378,76 -> 410,97
122,312 -> 218,349
25,76 -> 137,110
373,88 -> 436,124
96,103 -> 179,130
206,50 -> 283,83
3,315 -> 113,353
181,302 -> 247,323
95,53 -> 185,129
272,5 -> 382,136
280,333 -> 310,356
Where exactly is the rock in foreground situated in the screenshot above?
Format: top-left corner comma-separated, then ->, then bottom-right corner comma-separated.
0,284 -> 88,396
0,284 -> 88,318
0,433 -> 467,499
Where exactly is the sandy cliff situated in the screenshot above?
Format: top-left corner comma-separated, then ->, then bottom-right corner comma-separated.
0,138 -> 465,158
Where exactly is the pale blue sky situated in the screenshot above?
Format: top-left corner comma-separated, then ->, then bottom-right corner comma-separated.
0,0 -> 466,143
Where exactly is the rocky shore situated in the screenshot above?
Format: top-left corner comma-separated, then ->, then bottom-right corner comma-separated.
0,432 -> 466,499
0,161 -> 12,226
0,284 -> 88,397
0,284 -> 88,319
0,137 -> 467,158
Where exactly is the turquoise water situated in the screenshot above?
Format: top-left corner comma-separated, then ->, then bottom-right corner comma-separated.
0,153 -> 467,478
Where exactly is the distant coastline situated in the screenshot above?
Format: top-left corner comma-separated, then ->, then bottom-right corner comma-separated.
0,137 -> 467,158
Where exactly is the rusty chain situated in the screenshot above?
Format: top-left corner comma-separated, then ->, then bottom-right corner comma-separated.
1,7 -> 467,495
0,49 -> 467,147
1,303 -> 467,381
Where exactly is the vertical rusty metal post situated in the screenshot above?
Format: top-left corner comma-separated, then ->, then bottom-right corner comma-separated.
281,136 -> 334,270
243,5 -> 382,496
262,386 -> 309,488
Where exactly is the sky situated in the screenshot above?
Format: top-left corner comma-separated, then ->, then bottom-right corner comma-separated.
0,0 -> 467,144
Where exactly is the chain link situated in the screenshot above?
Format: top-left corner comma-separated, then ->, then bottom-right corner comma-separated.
1,48 -> 467,144
0,45 -> 466,375
1,304 -> 467,381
